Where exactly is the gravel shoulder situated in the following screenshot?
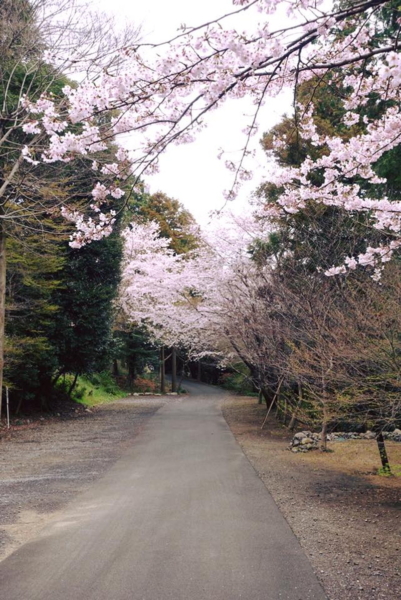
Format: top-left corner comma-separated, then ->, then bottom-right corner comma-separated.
222,395 -> 401,600
0,396 -> 171,562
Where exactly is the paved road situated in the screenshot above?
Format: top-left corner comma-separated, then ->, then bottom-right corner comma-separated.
0,382 -> 326,600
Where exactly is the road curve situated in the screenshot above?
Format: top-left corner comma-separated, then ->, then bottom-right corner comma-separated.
0,381 -> 326,600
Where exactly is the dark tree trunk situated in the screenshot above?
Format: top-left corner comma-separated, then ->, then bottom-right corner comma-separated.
127,356 -> 136,391
160,347 -> 166,394
171,347 -> 177,392
15,396 -> 23,416
52,370 -> 64,387
68,372 -> 79,396
282,395 -> 288,425
38,373 -> 54,411
113,359 -> 120,377
376,432 -> 391,474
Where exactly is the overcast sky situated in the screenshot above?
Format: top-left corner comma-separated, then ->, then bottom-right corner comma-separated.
95,0 -> 291,225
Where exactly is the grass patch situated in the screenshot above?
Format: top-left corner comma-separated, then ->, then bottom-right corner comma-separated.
58,371 -> 186,406
293,437 -> 401,481
58,372 -> 127,407
378,464 -> 401,477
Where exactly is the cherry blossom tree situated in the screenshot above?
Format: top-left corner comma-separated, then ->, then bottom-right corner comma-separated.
119,216 -> 278,386
20,1 -> 400,266
119,221 -> 211,353
119,212 -> 401,467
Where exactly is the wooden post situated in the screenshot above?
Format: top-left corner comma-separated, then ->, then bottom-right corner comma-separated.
160,347 -> 166,394
261,376 -> 284,429
171,347 -> 177,392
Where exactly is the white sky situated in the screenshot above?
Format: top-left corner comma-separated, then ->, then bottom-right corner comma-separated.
95,0 -> 292,225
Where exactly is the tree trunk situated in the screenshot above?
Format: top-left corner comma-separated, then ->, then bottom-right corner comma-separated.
171,347 -> 177,392
113,359 -> 120,377
0,218 -> 6,420
376,432 -> 391,474
127,356 -> 136,391
177,357 -> 187,391
197,361 -> 201,382
68,372 -> 79,396
320,419 -> 328,451
261,393 -> 277,429
160,347 -> 166,394
15,395 -> 23,416
282,395 -> 288,425
51,370 -> 64,387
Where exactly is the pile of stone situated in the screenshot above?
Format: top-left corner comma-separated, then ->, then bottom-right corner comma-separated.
327,429 -> 401,442
388,428 -> 401,442
290,431 -> 319,452
290,428 -> 401,452
328,431 -> 375,441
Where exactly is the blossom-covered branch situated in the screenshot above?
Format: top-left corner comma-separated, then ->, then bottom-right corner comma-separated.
20,0 -> 401,265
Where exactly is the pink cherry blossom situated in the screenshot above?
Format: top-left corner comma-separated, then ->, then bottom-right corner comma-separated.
18,0 -> 401,265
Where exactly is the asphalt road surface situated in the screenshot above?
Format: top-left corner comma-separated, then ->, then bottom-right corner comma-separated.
0,381 -> 326,600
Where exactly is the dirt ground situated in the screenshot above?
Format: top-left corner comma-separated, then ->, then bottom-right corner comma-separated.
222,395 -> 401,600
0,396 -> 170,562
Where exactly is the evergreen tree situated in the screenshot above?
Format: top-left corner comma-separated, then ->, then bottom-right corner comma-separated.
52,219 -> 123,387
128,187 -> 199,254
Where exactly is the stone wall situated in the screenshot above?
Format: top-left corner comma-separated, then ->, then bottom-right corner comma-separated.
290,429 -> 401,452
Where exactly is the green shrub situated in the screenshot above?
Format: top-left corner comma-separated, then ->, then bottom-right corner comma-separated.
72,385 -> 87,401
219,367 -> 256,395
87,371 -> 120,395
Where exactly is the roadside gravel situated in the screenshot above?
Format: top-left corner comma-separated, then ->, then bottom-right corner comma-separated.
222,395 -> 401,600
0,396 -> 172,561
